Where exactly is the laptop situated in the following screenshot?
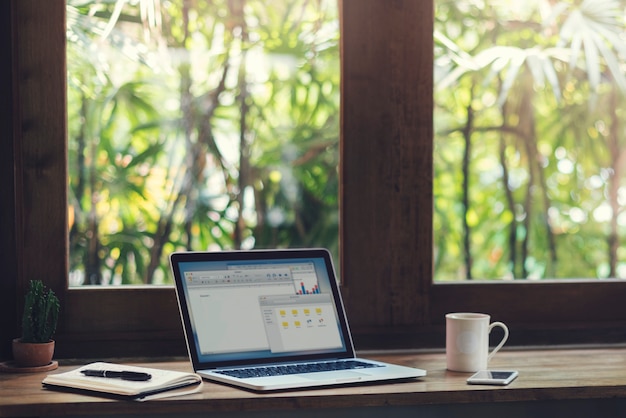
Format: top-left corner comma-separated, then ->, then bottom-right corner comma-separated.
169,248 -> 426,391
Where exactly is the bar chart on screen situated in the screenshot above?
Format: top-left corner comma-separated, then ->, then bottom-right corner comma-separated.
297,282 -> 320,294
288,262 -> 321,295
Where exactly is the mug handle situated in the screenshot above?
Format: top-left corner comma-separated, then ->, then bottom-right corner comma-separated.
487,321 -> 509,361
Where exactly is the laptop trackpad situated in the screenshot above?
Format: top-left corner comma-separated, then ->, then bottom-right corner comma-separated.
300,370 -> 368,382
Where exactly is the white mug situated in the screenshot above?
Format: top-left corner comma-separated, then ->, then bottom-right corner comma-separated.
445,312 -> 509,372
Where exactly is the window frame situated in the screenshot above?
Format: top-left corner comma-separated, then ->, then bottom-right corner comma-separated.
3,0 -> 626,360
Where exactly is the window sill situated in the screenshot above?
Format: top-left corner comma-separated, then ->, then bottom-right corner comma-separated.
1,347 -> 626,417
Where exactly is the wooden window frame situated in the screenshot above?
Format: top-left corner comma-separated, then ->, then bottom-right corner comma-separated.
3,0 -> 626,359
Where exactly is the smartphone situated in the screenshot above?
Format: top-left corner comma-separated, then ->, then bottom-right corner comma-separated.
467,370 -> 518,386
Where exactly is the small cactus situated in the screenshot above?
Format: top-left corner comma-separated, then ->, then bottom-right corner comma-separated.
21,280 -> 60,343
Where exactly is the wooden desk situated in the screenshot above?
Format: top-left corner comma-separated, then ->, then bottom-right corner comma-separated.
2,348 -> 626,417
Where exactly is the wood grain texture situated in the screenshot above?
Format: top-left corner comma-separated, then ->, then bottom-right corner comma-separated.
57,288 -> 187,358
14,0 -> 68,295
340,0 -> 434,327
2,348 -> 626,417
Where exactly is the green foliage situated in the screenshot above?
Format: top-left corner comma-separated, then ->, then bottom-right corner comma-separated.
66,0 -> 340,285
434,0 -> 626,280
21,280 -> 60,343
66,0 -> 626,283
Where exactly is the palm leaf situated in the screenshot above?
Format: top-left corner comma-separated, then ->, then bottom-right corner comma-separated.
556,0 -> 626,93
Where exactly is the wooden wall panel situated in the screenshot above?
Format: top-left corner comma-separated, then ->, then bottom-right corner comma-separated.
340,0 -> 434,328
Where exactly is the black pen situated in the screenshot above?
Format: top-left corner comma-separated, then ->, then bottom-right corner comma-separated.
80,369 -> 152,381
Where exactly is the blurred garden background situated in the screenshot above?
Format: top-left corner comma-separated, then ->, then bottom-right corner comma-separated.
67,0 -> 340,285
435,0 -> 626,280
66,0 -> 626,285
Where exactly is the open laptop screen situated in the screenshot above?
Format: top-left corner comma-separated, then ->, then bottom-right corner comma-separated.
170,249 -> 354,369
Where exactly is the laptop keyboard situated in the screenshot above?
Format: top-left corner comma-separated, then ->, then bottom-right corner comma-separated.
215,360 -> 383,379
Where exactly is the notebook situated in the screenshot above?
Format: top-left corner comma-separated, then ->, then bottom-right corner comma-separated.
169,248 -> 426,391
42,362 -> 202,401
